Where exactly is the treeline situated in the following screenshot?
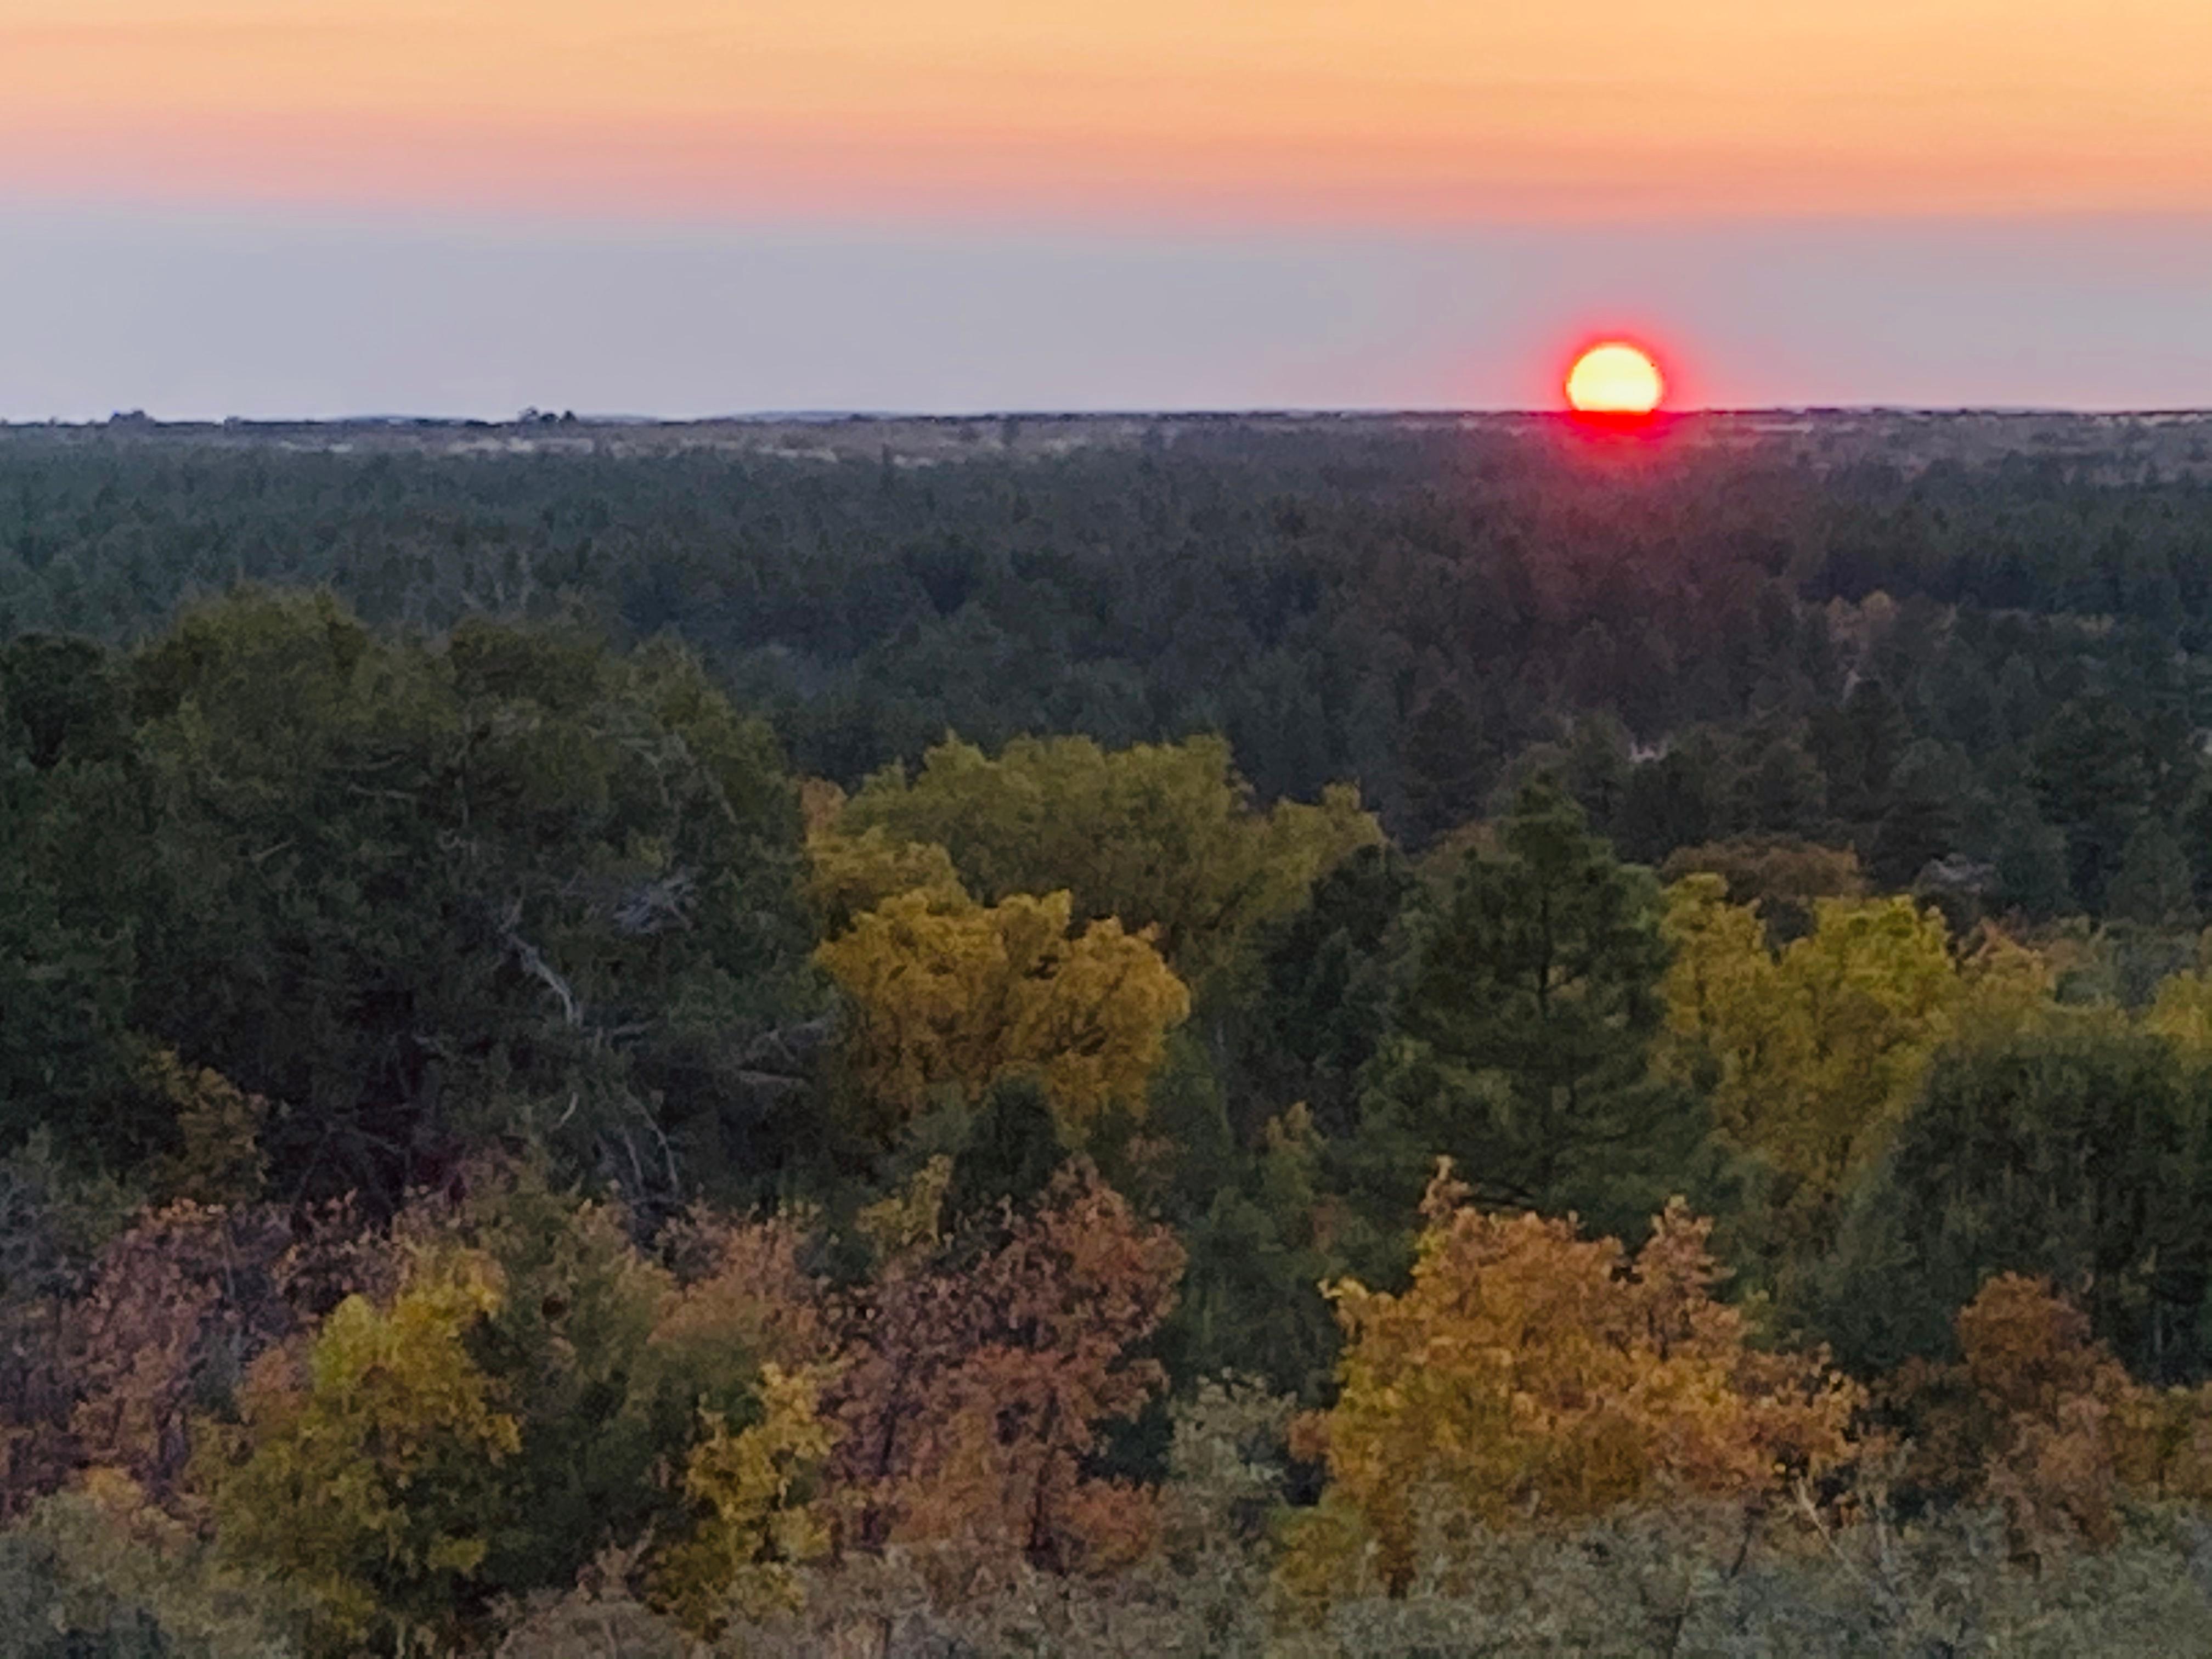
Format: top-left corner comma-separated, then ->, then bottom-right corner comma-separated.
12,589 -> 2212,1652
4,430 -> 2212,912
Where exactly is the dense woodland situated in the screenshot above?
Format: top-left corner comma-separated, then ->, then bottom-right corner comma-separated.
9,422 -> 2212,1654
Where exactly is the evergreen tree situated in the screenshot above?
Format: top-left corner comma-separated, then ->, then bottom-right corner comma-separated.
2032,693 -> 2152,912
1870,739 -> 1966,888
1612,742 -> 1722,866
1990,790 -> 2074,917
0,636 -> 128,771
1166,1105 -> 1346,1404
1819,1022 -> 2211,1381
1810,678 -> 1911,830
2180,782 -> 2212,916
1559,713 -> 1635,839
2109,820 -> 2199,929
945,1075 -> 1069,1229
1398,680 -> 1492,848
1737,735 -> 1828,839
108,593 -> 821,1211
1355,779 -> 1701,1239
1235,844 -> 1423,1139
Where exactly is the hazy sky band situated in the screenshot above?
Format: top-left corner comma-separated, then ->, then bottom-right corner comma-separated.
6,208 -> 2210,420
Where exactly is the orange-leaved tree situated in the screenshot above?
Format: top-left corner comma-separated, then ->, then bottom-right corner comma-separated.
1284,1167 -> 1860,1599
1893,1273 -> 2212,1559
830,1161 -> 1185,1581
11,1196 -> 380,1520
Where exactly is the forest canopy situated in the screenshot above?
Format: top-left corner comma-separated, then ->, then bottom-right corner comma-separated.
9,422 -> 2212,1654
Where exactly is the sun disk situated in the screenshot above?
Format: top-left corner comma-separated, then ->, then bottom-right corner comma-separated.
1566,342 -> 1664,416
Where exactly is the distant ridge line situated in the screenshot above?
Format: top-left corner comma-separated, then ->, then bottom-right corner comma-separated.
341,407 -> 2212,423
4,407 -> 2211,432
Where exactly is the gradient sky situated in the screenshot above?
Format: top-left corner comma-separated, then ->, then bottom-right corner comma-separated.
3,0 -> 2209,416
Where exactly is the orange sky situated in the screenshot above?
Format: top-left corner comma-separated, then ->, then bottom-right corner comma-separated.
3,0 -> 2210,222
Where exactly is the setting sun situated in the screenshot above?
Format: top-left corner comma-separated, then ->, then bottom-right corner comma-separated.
1565,343 -> 1665,415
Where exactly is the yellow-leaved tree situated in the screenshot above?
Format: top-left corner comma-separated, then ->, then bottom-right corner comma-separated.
650,1363 -> 840,1638
1657,877 -> 2052,1272
1281,1169 -> 1859,1602
816,888 -> 1189,1132
200,1249 -> 521,1655
802,816 -> 970,934
840,734 -> 1379,987
2144,961 -> 2212,1065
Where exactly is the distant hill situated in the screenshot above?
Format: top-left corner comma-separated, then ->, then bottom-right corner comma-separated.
8,407 -> 2211,479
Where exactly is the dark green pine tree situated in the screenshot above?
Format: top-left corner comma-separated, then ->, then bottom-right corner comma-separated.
1736,734 -> 1829,840
0,634 -> 131,770
1237,844 -> 1423,1139
1817,1024 -> 2212,1383
0,635 -> 155,1160
2181,783 -> 2212,917
1398,679 -> 1493,848
1351,777 -> 1703,1241
1612,741 -> 1723,867
2032,693 -> 2153,913
1989,788 -> 2073,917
1558,713 -> 1635,840
1165,1104 -> 1349,1406
1869,739 -> 1966,889
2108,819 -> 2199,929
1810,678 -> 1912,831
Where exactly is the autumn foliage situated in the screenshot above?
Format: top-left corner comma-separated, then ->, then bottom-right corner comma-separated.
203,1249 -> 522,1653
1,1194 -> 375,1520
1893,1274 -> 2212,1558
651,1363 -> 839,1637
839,733 -> 1380,987
817,889 -> 1190,1132
21,591 -> 2212,1652
1285,1167 -> 1860,1598
830,1161 -> 1184,1578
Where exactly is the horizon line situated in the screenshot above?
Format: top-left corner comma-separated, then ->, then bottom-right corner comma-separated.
9,407 -> 2212,430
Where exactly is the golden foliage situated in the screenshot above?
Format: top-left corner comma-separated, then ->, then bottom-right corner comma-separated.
2144,963 -> 2212,1063
651,1364 -> 839,1638
804,821 -> 971,934
1953,922 -> 2059,1037
1285,1170 -> 1859,1598
201,1248 -> 521,1651
1660,834 -> 1867,941
816,889 -> 1190,1130
854,1155 -> 954,1262
842,733 -> 1380,985
1659,878 -> 1983,1195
